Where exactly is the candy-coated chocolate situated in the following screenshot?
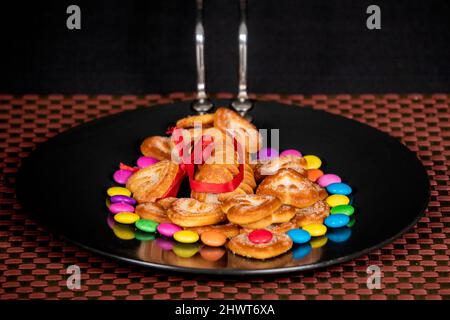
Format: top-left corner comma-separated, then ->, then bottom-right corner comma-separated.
324,214 -> 350,228
307,169 -> 324,182
135,231 -> 156,241
135,219 -> 158,233
331,204 -> 354,216
317,174 -> 341,187
280,149 -> 302,157
287,229 -> 311,244
106,214 -> 115,229
112,224 -> 135,240
302,224 -> 327,237
172,243 -> 200,258
110,195 -> 137,205
173,230 -> 199,243
310,236 -> 328,249
157,223 -> 182,237
137,156 -> 159,169
105,198 -> 111,208
200,246 -> 226,261
326,182 -> 352,195
113,212 -> 140,224
326,194 -> 350,207
328,227 -> 352,243
303,155 -> 322,169
200,230 -> 227,247
257,147 -> 279,161
292,244 -> 312,260
248,229 -> 273,244
109,202 -> 135,214
107,186 -> 131,197
155,237 -> 175,251
113,169 -> 133,184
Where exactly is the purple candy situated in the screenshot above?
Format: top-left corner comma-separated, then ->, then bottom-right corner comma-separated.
317,174 -> 342,187
110,195 -> 136,205
257,147 -> 279,161
155,237 -> 175,251
280,149 -> 302,157
109,202 -> 135,214
106,214 -> 116,229
157,223 -> 182,237
113,169 -> 133,184
137,156 -> 159,169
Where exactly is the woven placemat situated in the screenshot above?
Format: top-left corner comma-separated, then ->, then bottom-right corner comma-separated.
0,93 -> 448,300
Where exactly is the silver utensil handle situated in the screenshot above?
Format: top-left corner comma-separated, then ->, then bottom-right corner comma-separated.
238,0 -> 249,100
195,0 -> 207,100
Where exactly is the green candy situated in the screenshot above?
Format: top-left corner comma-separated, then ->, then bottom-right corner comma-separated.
135,219 -> 159,233
347,217 -> 356,228
331,204 -> 355,216
135,230 -> 156,241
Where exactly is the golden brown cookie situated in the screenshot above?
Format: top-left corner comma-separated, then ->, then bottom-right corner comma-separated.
214,107 -> 262,153
221,194 -> 281,225
256,168 -> 327,208
135,202 -> 170,223
227,232 -> 293,260
140,136 -> 172,160
293,200 -> 330,227
176,113 -> 215,128
156,197 -> 178,210
272,205 -> 297,224
184,223 -> 240,239
254,155 -> 308,182
126,160 -> 179,203
167,198 -> 226,227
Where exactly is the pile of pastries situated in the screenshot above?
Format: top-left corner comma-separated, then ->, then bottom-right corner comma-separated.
123,107 -> 331,260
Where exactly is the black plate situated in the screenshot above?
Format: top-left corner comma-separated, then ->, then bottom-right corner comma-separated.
16,101 -> 430,275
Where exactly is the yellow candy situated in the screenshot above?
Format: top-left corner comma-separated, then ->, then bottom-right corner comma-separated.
173,230 -> 199,244
105,198 -> 111,208
303,224 -> 327,237
107,186 -> 131,197
326,194 -> 350,207
304,155 -> 322,169
112,224 -> 135,240
310,236 -> 328,249
114,212 -> 140,224
172,243 -> 200,258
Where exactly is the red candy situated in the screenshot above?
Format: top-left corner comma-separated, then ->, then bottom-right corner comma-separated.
248,229 -> 273,244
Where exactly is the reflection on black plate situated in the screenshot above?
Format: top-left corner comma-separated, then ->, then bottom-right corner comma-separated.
17,101 -> 429,275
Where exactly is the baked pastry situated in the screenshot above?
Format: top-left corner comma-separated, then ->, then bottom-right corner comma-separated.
238,205 -> 296,230
167,198 -> 226,227
254,155 -> 308,182
176,113 -> 215,128
135,202 -> 170,223
293,200 -> 330,227
256,168 -> 327,208
221,194 -> 281,225
140,136 -> 172,160
184,223 -> 240,239
156,197 -> 178,210
214,107 -> 262,153
227,232 -> 293,260
126,160 -> 179,203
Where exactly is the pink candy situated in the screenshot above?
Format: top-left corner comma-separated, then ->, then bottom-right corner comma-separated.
317,174 -> 342,187
157,223 -> 182,237
257,147 -> 279,161
109,202 -> 135,214
137,156 -> 159,168
280,149 -> 302,157
113,169 -> 133,184
155,238 -> 175,251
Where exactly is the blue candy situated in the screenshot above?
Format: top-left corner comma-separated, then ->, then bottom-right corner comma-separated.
326,182 -> 352,195
324,214 -> 350,228
287,229 -> 311,244
327,227 -> 352,243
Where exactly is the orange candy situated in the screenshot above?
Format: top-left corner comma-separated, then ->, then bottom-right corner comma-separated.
200,230 -> 227,247
200,246 -> 226,261
307,169 -> 324,182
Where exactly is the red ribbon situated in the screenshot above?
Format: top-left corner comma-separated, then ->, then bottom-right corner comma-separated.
160,130 -> 245,198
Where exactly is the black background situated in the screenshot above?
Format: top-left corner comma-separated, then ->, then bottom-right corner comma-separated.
1,0 -> 449,94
